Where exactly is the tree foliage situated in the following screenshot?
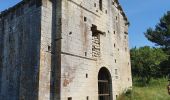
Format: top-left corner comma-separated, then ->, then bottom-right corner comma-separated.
130,46 -> 168,84
144,11 -> 170,79
144,11 -> 170,49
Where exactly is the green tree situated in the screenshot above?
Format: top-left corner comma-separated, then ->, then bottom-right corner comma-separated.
130,46 -> 168,84
144,11 -> 170,50
144,11 -> 170,77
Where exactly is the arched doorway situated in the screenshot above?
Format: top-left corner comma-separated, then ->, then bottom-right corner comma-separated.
98,67 -> 113,100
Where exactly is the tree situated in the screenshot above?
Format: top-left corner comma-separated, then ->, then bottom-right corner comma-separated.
144,11 -> 170,77
144,11 -> 170,50
130,46 -> 168,84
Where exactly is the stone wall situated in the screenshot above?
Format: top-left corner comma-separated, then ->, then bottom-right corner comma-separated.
38,0 -> 62,100
61,0 -> 132,100
0,0 -> 132,100
0,0 -> 41,100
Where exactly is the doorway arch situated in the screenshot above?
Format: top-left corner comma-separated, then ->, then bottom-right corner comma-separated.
98,67 -> 113,100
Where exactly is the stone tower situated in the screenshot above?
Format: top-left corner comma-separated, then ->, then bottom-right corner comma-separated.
0,0 -> 132,100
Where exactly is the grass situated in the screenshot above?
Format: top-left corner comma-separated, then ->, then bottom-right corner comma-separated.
117,78 -> 170,100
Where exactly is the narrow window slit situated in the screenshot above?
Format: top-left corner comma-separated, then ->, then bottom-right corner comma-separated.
84,17 -> 87,22
99,0 -> 103,11
68,97 -> 72,100
86,74 -> 88,78
48,45 -> 51,51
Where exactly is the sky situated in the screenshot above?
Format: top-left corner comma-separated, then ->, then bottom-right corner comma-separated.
0,0 -> 170,48
119,0 -> 170,48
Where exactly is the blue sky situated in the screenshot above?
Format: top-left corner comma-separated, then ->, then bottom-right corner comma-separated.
119,0 -> 170,48
0,0 -> 21,11
0,0 -> 170,48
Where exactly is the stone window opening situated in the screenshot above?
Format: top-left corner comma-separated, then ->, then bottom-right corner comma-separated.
112,2 -> 114,5
94,3 -> 97,7
115,59 -> 117,63
125,48 -> 127,51
113,31 -> 116,34
116,16 -> 118,20
68,97 -> 72,100
115,69 -> 118,75
116,95 -> 118,99
105,10 -> 107,14
115,69 -> 119,79
85,52 -> 87,56
124,32 -> 128,34
84,17 -> 87,22
48,45 -> 51,51
124,35 -> 127,39
86,96 -> 89,100
99,0 -> 102,11
91,25 -> 104,58
69,32 -> 72,35
86,73 -> 88,78
92,32 -> 100,58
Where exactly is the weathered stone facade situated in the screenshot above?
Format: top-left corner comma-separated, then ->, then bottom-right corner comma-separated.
0,0 -> 132,100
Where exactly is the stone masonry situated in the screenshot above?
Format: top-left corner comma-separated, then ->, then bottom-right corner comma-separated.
0,0 -> 132,100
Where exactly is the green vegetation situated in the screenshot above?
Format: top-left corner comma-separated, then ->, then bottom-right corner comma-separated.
144,11 -> 170,49
130,11 -> 170,84
117,78 -> 169,100
144,11 -> 170,76
131,46 -> 168,84
121,12 -> 170,100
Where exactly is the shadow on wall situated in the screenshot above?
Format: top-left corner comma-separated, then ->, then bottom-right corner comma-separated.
50,0 -> 62,100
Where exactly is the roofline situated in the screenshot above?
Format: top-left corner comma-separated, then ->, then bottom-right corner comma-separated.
0,0 -> 41,18
113,0 -> 129,25
0,0 -> 129,25
0,0 -> 26,18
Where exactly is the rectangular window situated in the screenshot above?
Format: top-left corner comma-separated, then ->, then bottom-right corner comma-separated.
115,69 -> 119,79
87,96 -> 89,100
68,97 -> 72,100
115,69 -> 118,75
92,32 -> 100,58
91,25 -> 100,58
99,0 -> 102,11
